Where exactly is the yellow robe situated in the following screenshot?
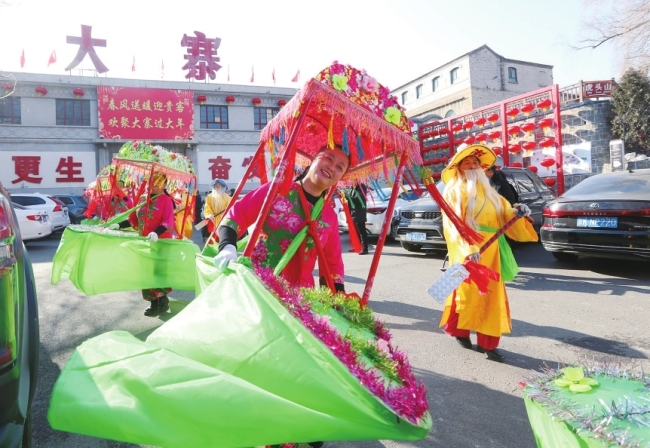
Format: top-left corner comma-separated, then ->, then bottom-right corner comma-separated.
439,183 -> 538,337
174,193 -> 194,239
203,191 -> 231,231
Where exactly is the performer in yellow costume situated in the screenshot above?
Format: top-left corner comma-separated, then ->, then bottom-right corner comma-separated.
203,179 -> 231,236
439,144 -> 538,362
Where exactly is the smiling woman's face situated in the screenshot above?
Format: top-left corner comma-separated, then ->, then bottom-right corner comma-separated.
304,147 -> 350,193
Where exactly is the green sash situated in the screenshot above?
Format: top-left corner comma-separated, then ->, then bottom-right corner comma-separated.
479,225 -> 519,282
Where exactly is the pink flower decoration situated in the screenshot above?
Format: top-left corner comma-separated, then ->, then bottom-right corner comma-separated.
361,75 -> 378,93
376,338 -> 390,353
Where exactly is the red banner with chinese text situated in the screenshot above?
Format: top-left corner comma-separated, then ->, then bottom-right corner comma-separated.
97,87 -> 194,140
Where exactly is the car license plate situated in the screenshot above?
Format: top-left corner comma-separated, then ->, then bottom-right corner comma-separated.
577,217 -> 617,228
406,232 -> 426,242
64,210 -> 69,216
42,216 -> 49,222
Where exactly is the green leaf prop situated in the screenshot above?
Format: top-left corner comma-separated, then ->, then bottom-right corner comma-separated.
51,226 -> 200,295
48,263 -> 431,447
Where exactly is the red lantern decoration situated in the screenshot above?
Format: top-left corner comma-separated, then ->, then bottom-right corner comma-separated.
251,97 -> 262,106
527,165 -> 539,173
537,99 -> 552,111
438,127 -> 450,135
451,124 -> 462,133
540,158 -> 556,171
522,141 -> 536,151
544,177 -> 556,187
196,95 -> 207,104
508,125 -> 520,138
476,133 -> 488,143
508,144 -> 522,154
487,113 -> 500,123
521,123 -> 536,135
225,95 -> 235,104
538,118 -> 554,132
439,141 -> 450,149
492,147 -> 502,156
539,137 -> 555,148
73,88 -> 85,98
432,172 -> 442,179
277,99 -> 287,107
2,82 -> 13,91
521,103 -> 535,116
464,136 -> 476,145
454,138 -> 464,145
475,117 -> 487,127
510,162 -> 523,168
463,121 -> 474,131
35,86 -> 47,96
488,130 -> 501,141
506,107 -> 519,118
440,156 -> 449,164
431,143 -> 440,151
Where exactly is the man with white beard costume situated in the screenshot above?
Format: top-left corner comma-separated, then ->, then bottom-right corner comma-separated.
439,144 -> 538,362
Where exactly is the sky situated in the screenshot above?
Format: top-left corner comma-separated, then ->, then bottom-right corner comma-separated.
0,0 -> 620,92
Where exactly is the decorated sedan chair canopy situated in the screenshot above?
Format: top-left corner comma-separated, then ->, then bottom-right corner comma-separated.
258,62 -> 422,186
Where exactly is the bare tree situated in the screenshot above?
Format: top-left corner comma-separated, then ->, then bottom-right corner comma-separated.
574,0 -> 650,73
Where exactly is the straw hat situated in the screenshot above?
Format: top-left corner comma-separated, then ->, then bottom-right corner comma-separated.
441,144 -> 497,183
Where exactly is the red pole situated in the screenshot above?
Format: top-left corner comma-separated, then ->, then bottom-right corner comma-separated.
553,84 -> 565,195
501,102 -> 510,167
242,95 -> 314,257
361,151 -> 409,307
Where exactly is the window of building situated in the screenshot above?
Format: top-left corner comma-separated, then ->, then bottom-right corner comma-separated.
450,68 -> 459,84
445,109 -> 456,118
0,97 -> 21,124
401,91 -> 408,104
508,67 -> 518,83
432,77 -> 439,92
56,99 -> 90,126
415,84 -> 423,99
253,107 -> 279,130
200,105 -> 229,129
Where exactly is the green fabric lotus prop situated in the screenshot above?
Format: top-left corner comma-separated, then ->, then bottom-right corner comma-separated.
48,262 -> 431,447
554,367 -> 599,393
51,225 -> 199,295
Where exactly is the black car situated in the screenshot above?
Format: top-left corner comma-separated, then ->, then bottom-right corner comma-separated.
396,167 -> 555,252
0,182 -> 40,448
541,168 -> 650,262
53,194 -> 88,224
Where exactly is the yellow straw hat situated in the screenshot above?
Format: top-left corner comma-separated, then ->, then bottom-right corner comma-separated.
441,144 -> 497,183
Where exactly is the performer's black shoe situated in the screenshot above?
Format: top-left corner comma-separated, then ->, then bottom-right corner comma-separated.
144,296 -> 169,316
308,443 -> 325,448
476,346 -> 505,362
158,295 -> 170,313
359,247 -> 369,255
455,337 -> 473,350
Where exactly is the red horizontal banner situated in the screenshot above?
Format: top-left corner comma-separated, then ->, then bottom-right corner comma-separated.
97,87 -> 194,140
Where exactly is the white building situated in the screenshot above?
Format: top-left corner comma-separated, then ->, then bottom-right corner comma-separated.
0,72 -> 297,195
392,45 -> 554,123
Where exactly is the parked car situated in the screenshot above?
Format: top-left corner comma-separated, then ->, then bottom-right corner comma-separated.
396,167 -> 555,253
540,168 -> 650,262
12,203 -> 52,241
0,182 -> 40,447
53,194 -> 88,224
9,193 -> 70,232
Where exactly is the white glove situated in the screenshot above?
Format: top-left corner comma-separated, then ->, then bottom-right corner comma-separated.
108,223 -> 119,230
514,203 -> 532,217
207,214 -> 215,220
148,232 -> 159,242
213,244 -> 238,272
467,252 -> 481,263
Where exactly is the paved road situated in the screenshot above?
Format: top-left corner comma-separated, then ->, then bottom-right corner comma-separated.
26,232 -> 650,447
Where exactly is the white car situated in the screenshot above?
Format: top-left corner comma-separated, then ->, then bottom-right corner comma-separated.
10,193 -> 70,231
366,187 -> 421,238
11,203 -> 52,240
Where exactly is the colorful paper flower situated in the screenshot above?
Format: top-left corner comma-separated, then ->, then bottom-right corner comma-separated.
384,107 -> 401,125
361,75 -> 378,93
554,367 -> 599,392
331,74 -> 349,92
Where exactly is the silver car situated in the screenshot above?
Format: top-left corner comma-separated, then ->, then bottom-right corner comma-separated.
396,167 -> 555,253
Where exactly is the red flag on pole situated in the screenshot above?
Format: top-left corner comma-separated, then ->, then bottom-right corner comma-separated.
47,50 -> 57,67
161,59 -> 165,78
272,67 -> 276,84
131,56 -> 135,72
227,64 -> 230,82
250,66 -> 254,83
291,69 -> 300,82
20,49 -> 25,68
